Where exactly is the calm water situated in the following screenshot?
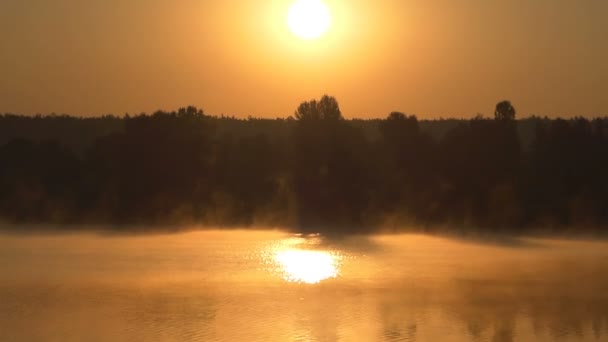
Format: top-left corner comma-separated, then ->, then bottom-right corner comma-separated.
0,230 -> 607,342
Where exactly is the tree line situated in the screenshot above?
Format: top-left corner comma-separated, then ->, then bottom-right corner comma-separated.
0,96 -> 607,233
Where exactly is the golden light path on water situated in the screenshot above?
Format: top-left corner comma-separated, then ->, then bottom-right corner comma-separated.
275,250 -> 338,284
270,235 -> 341,284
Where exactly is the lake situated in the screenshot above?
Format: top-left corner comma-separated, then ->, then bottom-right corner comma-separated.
0,229 -> 607,341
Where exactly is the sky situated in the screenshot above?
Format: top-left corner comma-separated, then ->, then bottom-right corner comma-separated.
1,0 -> 607,119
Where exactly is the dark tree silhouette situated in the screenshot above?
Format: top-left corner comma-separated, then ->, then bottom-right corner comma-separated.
495,101 -> 516,121
375,112 -> 438,223
379,112 -> 419,143
1,98 -> 608,233
292,95 -> 369,231
294,95 -> 342,121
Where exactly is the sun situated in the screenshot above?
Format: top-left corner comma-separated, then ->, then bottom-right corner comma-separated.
288,0 -> 332,40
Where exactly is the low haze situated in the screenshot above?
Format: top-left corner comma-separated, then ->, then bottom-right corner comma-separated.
2,231 -> 608,341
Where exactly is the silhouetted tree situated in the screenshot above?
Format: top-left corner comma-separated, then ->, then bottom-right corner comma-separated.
379,112 -> 419,144
294,95 -> 342,121
375,112 -> 438,223
495,100 -> 516,121
291,95 -> 370,231
1,100 -> 607,232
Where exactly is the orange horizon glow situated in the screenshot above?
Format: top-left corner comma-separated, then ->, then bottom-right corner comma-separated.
0,1 -> 607,118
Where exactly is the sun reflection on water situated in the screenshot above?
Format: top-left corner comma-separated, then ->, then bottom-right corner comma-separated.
275,249 -> 339,284
272,237 -> 341,284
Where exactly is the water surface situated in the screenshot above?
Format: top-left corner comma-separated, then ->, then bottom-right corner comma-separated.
0,230 -> 607,341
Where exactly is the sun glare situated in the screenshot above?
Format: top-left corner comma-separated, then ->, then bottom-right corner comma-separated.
275,249 -> 338,284
287,0 -> 332,40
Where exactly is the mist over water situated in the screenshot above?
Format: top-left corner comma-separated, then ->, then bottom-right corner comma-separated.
1,229 -> 607,342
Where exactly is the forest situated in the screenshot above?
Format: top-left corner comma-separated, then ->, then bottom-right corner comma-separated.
1,96 -> 607,233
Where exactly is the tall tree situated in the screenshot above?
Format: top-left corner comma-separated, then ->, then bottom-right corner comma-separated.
495,101 -> 516,121
294,95 -> 342,121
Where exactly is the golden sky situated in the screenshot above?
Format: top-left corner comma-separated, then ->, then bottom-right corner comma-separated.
1,0 -> 607,118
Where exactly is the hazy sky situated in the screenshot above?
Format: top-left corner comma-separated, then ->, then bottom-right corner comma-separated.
1,0 -> 607,118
